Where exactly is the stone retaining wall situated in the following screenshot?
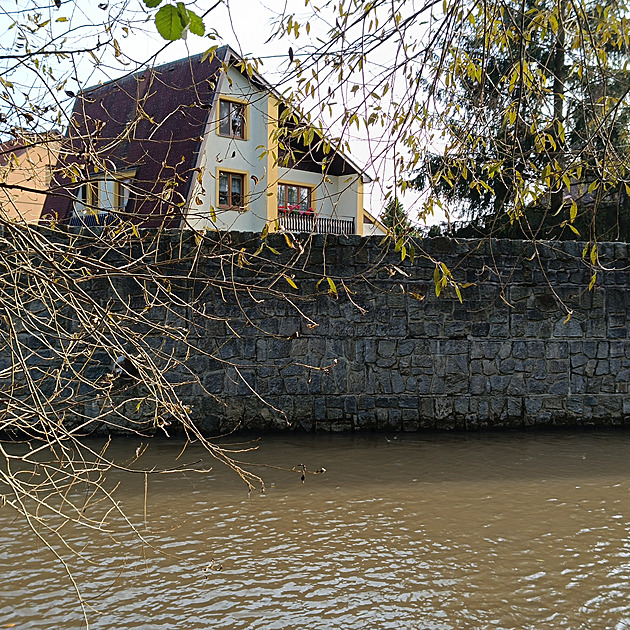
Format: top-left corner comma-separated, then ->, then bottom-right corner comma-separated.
4,229 -> 630,432
173,233 -> 630,431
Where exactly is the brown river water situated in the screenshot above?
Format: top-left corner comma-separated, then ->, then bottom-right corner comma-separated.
1,431 -> 630,629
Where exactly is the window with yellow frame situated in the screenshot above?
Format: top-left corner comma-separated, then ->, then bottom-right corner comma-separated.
217,99 -> 246,139
73,173 -> 134,217
218,171 -> 245,209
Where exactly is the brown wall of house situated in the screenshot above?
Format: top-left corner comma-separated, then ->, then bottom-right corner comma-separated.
1,141 -> 59,223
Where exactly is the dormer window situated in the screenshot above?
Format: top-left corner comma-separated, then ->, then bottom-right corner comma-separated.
218,99 -> 246,139
72,172 -> 134,225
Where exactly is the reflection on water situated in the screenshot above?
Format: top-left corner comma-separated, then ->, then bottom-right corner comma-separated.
1,431 -> 630,629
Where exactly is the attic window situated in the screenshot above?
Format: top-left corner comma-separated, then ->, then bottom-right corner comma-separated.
218,99 -> 245,139
73,173 -> 133,218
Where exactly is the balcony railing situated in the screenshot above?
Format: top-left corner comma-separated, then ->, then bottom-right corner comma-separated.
278,213 -> 355,235
69,212 -> 119,227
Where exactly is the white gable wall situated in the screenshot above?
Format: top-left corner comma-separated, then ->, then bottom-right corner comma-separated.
185,64 -> 365,235
276,168 -> 361,222
186,66 -> 270,232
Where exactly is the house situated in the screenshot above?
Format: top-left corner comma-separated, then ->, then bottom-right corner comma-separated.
1,133 -> 60,223
44,46 -> 382,236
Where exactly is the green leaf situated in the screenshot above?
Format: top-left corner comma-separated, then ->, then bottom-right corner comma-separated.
155,4 -> 185,40
589,272 -> 597,291
143,0 -> 162,7
261,223 -> 269,240
187,9 -> 205,36
267,246 -> 280,255
570,200 -> 578,223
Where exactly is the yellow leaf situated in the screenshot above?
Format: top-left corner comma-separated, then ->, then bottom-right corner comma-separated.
454,284 -> 462,303
326,276 -> 337,296
284,275 -> 298,289
563,173 -> 571,189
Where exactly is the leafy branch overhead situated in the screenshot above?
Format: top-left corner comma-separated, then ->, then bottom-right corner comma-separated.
143,0 -> 205,40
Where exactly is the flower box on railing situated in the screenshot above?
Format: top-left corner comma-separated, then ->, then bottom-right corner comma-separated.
278,205 -> 314,216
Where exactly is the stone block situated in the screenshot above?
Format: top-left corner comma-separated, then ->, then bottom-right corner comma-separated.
471,322 -> 490,337
344,396 -> 358,414
507,396 -> 522,417
417,377 -> 431,395
595,360 -> 610,376
378,339 -> 397,358
357,411 -> 376,428
490,375 -> 510,393
549,379 -> 569,396
527,341 -> 545,358
435,397 -> 453,420
454,397 -> 469,415
513,341 -> 527,360
470,375 -> 487,395
508,374 -> 526,396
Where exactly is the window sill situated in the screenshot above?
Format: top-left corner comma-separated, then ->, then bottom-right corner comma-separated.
218,205 -> 249,213
216,133 -> 246,141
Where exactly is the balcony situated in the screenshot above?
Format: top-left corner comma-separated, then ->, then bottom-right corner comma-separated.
278,212 -> 355,235
69,212 -> 119,227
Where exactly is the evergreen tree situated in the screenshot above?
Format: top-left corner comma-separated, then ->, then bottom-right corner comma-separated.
414,0 -> 630,241
381,197 -> 412,239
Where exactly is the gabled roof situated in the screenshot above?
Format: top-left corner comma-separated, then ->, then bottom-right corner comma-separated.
43,46 -> 371,227
0,132 -> 60,168
44,47 -> 230,226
